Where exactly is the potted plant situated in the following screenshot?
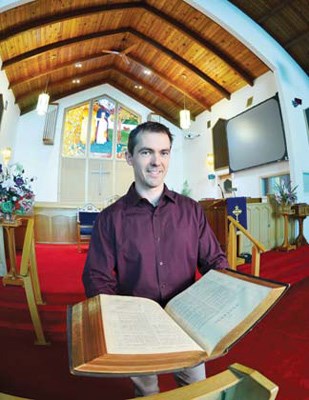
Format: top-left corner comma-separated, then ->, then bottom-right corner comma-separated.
274,181 -> 298,214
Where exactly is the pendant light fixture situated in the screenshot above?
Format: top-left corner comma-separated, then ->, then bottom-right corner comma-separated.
180,94 -> 191,130
179,74 -> 191,130
36,77 -> 50,116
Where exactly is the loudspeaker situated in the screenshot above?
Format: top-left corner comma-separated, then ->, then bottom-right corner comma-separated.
212,119 -> 229,170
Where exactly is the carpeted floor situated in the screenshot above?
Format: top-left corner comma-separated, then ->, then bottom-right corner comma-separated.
0,244 -> 309,399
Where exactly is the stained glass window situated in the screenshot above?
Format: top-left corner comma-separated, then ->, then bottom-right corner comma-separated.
60,95 -> 141,203
116,104 -> 140,160
62,95 -> 140,159
62,103 -> 89,157
90,97 -> 116,159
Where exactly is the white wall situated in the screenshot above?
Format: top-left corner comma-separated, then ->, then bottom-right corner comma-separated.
184,72 -> 289,201
0,63 -> 20,153
187,0 -> 309,236
14,84 -> 184,202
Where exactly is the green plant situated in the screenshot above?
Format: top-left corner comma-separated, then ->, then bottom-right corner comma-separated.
274,181 -> 297,206
181,180 -> 192,197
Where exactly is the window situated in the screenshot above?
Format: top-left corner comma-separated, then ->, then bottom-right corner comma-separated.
60,95 -> 141,204
261,174 -> 290,196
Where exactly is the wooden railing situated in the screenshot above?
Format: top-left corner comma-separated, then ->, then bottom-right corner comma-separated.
227,216 -> 266,276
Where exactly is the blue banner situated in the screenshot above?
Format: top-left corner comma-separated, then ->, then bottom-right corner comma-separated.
226,197 -> 247,229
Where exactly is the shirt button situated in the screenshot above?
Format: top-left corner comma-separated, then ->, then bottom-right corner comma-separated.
161,283 -> 166,289
159,261 -> 163,266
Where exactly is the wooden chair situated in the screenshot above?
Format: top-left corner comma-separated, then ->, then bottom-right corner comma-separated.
129,363 -> 279,400
76,204 -> 100,253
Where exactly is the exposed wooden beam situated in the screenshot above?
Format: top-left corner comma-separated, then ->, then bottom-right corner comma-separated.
257,0 -> 291,24
285,29 -> 309,49
9,52 -> 208,110
2,28 -> 127,68
9,54 -> 112,88
114,67 -> 187,113
130,29 -> 230,99
3,27 -> 231,99
17,70 -> 180,125
17,63 -> 185,114
128,55 -> 210,110
0,1 -> 253,85
108,78 -> 180,127
143,3 -> 254,86
0,2 -> 139,41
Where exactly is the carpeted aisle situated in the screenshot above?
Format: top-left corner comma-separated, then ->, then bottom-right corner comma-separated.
0,244 -> 309,399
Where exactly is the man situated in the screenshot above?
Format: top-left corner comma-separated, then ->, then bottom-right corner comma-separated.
82,121 -> 229,397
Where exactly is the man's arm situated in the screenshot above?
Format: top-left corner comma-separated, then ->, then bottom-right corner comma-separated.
82,213 -> 118,298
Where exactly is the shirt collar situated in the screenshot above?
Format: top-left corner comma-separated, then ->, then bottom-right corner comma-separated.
126,183 -> 176,207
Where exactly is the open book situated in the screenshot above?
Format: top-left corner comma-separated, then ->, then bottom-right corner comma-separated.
68,269 -> 288,376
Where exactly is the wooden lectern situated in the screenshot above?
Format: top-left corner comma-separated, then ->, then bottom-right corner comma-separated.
199,198 -> 261,253
128,363 -> 279,400
199,199 -> 228,252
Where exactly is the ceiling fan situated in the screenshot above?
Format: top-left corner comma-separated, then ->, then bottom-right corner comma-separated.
102,43 -> 137,65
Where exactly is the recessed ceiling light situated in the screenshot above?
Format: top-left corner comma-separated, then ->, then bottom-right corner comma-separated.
134,85 -> 143,90
72,79 -> 80,84
75,62 -> 82,68
143,69 -> 151,75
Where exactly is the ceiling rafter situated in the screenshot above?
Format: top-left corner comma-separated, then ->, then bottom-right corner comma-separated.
0,2 -> 139,41
229,0 -> 308,74
109,77 -> 179,127
125,55 -> 211,110
0,1 -> 253,86
16,66 -> 181,125
9,52 -> 209,110
257,0 -> 291,24
3,27 -> 231,99
17,63 -> 186,114
0,0 -> 278,120
284,30 -> 309,49
113,67 -> 190,114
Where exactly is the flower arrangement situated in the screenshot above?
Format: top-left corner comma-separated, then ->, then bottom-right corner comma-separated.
274,181 -> 298,206
0,163 -> 35,217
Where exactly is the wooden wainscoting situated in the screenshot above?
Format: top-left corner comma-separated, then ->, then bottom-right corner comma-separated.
200,199 -> 295,255
12,201 -> 295,247
241,202 -> 295,253
33,203 -> 82,244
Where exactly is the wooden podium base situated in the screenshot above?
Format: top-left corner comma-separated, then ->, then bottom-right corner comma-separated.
277,243 -> 296,252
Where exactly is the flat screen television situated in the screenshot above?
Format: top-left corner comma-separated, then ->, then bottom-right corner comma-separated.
226,96 -> 287,172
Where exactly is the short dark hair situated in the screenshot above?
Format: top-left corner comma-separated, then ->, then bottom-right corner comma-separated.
127,121 -> 173,155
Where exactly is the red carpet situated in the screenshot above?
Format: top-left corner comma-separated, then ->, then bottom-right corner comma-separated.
0,244 -> 309,399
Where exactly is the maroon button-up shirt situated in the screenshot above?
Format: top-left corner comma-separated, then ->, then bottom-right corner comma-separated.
82,184 -> 229,306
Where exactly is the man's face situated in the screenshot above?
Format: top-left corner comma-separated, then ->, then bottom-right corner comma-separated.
126,131 -> 171,191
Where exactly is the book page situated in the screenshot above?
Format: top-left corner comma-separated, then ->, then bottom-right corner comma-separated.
165,270 -> 272,355
100,295 -> 203,354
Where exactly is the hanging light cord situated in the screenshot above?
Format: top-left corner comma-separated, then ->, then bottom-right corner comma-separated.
44,76 -> 50,94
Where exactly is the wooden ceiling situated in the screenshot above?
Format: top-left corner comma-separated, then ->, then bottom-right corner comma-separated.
229,0 -> 309,76
0,0 -> 305,127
